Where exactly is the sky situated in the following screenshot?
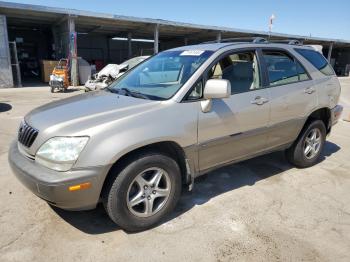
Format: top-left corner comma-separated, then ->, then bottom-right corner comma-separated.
4,0 -> 350,40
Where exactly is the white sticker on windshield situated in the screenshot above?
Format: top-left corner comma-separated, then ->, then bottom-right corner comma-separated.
180,50 -> 205,56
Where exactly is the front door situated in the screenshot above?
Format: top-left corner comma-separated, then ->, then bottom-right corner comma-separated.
197,49 -> 270,171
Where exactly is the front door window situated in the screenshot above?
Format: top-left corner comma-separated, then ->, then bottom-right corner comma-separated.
208,51 -> 261,94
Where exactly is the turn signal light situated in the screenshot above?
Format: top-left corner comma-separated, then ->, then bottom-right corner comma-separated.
69,182 -> 91,191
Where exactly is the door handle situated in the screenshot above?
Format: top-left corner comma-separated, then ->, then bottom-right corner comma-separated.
304,87 -> 315,94
251,96 -> 269,105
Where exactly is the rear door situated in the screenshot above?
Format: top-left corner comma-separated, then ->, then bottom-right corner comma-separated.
196,49 -> 270,171
260,49 -> 317,148
294,48 -> 341,110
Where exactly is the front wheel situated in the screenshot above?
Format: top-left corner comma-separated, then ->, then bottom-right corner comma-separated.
102,152 -> 182,232
285,120 -> 326,168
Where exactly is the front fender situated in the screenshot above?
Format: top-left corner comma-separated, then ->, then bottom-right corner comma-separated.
74,101 -> 199,168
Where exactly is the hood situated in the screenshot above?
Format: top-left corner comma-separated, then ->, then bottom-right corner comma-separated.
25,90 -> 161,135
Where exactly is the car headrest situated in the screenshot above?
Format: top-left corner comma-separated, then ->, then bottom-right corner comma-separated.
233,61 -> 253,78
274,61 -> 293,71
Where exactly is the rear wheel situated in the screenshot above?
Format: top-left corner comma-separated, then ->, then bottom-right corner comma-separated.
102,152 -> 182,232
285,120 -> 326,168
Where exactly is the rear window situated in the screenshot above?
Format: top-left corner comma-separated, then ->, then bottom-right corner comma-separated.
295,48 -> 335,76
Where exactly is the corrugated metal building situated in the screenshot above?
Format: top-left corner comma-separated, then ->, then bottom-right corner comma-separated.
1,1 -> 350,88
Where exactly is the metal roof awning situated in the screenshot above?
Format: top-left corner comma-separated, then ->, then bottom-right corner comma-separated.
1,0 -> 350,46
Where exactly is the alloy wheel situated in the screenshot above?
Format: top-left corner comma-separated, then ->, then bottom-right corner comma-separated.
303,128 -> 322,159
126,167 -> 171,218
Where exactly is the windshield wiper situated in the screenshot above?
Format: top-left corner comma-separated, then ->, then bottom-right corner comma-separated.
105,86 -> 118,93
118,88 -> 150,100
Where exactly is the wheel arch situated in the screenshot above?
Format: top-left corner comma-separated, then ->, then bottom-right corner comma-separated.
295,107 -> 331,143
305,107 -> 332,134
100,141 -> 190,198
292,107 -> 331,147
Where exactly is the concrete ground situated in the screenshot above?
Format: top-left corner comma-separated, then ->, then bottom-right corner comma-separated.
0,80 -> 350,262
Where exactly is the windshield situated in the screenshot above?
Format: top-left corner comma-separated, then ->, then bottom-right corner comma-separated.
108,50 -> 213,100
120,56 -> 149,69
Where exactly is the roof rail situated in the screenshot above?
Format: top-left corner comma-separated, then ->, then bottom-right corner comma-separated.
201,37 -> 268,44
269,39 -> 303,45
201,37 -> 304,46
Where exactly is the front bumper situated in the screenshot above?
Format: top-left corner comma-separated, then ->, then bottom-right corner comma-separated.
8,141 -> 111,211
84,80 -> 107,91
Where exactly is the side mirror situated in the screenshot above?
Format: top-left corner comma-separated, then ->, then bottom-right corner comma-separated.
201,79 -> 231,113
203,79 -> 231,99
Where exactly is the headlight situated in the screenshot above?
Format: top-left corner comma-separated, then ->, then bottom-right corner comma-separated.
35,137 -> 89,171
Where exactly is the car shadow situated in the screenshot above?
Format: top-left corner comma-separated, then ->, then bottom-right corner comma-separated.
51,204 -> 120,234
51,141 -> 340,234
0,102 -> 12,113
64,88 -> 83,93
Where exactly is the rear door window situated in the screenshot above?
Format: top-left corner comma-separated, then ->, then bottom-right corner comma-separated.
295,48 -> 335,76
262,50 -> 310,86
296,61 -> 310,81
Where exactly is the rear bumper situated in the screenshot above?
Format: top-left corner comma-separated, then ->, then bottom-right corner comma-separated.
331,104 -> 343,126
8,141 -> 111,211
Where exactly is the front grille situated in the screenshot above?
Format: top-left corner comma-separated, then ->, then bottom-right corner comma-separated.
18,122 -> 38,148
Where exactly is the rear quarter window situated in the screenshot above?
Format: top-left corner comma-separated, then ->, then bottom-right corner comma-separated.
295,48 -> 335,76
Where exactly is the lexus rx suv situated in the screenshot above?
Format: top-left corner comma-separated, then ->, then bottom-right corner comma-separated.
9,39 -> 343,231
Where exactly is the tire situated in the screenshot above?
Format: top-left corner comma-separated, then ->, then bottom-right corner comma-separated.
102,152 -> 182,232
285,120 -> 326,168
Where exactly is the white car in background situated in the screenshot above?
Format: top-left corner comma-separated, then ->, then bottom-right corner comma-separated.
85,56 -> 149,91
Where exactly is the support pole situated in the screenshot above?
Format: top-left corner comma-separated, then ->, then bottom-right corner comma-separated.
0,15 -> 14,88
127,32 -> 132,58
154,24 -> 159,54
327,42 -> 334,62
216,31 -> 222,43
106,36 -> 110,63
68,16 -> 78,86
51,26 -> 60,60
10,42 -> 22,87
184,37 -> 188,46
